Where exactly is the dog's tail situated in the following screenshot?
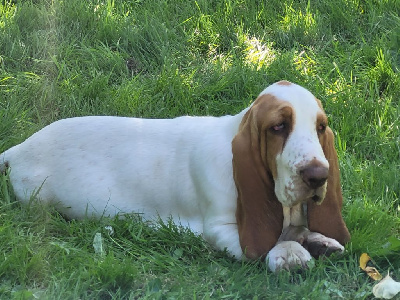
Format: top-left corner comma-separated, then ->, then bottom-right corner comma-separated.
0,152 -> 9,175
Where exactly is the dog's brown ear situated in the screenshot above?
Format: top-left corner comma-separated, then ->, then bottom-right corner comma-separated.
232,100 -> 283,260
307,127 -> 350,245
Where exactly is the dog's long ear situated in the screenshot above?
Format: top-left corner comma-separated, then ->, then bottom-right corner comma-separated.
307,127 -> 350,245
232,100 -> 283,260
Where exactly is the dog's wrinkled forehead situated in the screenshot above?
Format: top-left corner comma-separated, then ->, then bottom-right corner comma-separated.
259,81 -> 323,119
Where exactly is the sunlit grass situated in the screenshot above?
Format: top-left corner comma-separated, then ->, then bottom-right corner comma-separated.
242,35 -> 276,70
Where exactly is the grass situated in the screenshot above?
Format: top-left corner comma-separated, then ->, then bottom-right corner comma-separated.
0,0 -> 399,298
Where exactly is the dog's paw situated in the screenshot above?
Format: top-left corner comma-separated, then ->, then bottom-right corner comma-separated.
266,241 -> 313,272
303,232 -> 344,258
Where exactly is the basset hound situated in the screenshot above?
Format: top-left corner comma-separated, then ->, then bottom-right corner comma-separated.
0,81 -> 350,272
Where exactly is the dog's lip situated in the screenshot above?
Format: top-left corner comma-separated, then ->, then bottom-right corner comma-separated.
285,188 -> 325,206
311,195 -> 320,202
310,192 -> 326,204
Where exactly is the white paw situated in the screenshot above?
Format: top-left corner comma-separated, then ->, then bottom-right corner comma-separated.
266,241 -> 313,272
304,232 -> 344,258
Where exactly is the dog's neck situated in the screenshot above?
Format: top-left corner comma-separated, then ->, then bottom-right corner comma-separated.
282,203 -> 308,229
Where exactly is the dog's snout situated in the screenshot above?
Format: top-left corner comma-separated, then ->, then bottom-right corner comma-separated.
300,164 -> 329,189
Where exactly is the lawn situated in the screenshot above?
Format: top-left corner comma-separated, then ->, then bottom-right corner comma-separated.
0,0 -> 399,299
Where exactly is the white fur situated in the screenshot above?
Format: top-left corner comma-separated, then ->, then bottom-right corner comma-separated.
259,84 -> 329,207
267,241 -> 313,272
282,203 -> 308,229
2,112 -> 246,259
0,82 -> 336,270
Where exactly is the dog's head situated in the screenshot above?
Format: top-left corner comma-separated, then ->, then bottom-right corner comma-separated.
232,81 -> 350,259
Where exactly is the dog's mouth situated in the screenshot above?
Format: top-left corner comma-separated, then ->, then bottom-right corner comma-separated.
311,195 -> 321,202
278,180 -> 327,207
289,194 -> 321,207
305,183 -> 327,205
310,190 -> 326,205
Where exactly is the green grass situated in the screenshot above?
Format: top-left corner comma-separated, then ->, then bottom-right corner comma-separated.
0,0 -> 399,298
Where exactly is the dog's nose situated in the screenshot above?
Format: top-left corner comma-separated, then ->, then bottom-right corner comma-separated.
300,165 -> 329,189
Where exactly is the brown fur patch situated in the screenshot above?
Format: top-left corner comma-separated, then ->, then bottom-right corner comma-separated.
276,80 -> 292,86
308,126 -> 351,245
232,94 -> 295,258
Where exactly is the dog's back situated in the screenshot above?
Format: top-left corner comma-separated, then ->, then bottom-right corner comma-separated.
0,115 -> 241,229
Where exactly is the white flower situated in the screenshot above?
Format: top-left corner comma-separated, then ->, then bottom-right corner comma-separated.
104,225 -> 114,235
373,272 -> 400,299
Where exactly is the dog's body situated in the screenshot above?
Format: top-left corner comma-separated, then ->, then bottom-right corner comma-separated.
3,114 -> 245,256
0,81 -> 350,271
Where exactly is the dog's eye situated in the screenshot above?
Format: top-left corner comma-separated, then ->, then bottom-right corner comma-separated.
272,123 -> 286,132
318,123 -> 326,133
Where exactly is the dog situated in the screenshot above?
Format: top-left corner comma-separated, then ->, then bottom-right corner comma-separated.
0,81 -> 350,271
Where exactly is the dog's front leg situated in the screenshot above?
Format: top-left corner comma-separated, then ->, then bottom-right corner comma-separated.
279,225 -> 344,258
